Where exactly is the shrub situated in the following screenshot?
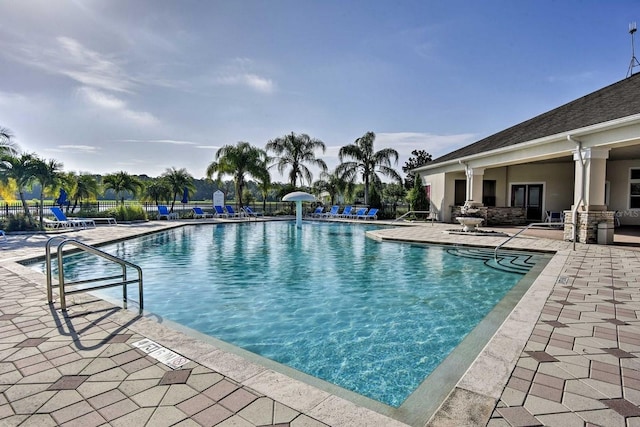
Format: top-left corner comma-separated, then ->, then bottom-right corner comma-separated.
103,204 -> 148,222
2,214 -> 42,232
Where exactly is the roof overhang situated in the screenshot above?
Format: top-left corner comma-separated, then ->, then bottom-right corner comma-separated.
414,113 -> 640,175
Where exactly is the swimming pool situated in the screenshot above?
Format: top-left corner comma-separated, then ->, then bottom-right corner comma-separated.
37,221 -> 539,407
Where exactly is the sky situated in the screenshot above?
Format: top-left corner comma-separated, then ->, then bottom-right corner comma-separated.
0,0 -> 639,182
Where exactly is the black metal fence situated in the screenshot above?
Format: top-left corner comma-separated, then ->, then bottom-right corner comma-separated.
1,200 -> 410,219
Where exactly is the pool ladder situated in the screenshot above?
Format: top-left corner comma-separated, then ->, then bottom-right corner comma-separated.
45,237 -> 143,314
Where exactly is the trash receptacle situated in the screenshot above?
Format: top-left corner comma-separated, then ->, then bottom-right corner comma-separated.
597,222 -> 614,245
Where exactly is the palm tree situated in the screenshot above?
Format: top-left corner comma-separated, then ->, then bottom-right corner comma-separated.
266,132 -> 327,187
0,127 -> 19,156
206,141 -> 268,209
103,171 -> 143,205
142,179 -> 172,207
336,131 -> 402,205
161,167 -> 195,212
32,157 -> 64,229
254,157 -> 272,214
69,173 -> 100,213
313,168 -> 354,206
0,153 -> 40,225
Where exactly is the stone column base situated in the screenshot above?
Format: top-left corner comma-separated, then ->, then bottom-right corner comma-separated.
563,210 -> 615,243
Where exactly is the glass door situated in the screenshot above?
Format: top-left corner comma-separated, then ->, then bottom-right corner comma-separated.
511,184 -> 543,221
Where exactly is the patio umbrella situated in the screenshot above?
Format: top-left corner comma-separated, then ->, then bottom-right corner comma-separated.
181,187 -> 189,204
56,189 -> 68,207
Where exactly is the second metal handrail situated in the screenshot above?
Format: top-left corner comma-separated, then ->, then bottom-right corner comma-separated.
393,210 -> 437,224
46,237 -> 143,313
494,222 -> 575,259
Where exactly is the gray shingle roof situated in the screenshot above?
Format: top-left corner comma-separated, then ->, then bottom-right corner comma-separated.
430,73 -> 640,165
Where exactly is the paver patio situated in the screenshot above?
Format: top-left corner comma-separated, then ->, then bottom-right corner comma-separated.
0,219 -> 637,426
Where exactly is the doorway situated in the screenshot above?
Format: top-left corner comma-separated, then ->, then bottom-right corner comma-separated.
511,184 -> 543,220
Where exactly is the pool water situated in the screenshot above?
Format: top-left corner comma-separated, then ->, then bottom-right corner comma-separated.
39,221 -> 535,407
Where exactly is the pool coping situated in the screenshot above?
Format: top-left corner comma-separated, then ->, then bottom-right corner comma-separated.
1,219 -> 591,426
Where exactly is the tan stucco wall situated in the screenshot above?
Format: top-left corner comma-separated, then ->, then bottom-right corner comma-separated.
607,159 -> 640,226
421,162 -> 575,223
422,172 -> 447,221
505,163 -> 574,212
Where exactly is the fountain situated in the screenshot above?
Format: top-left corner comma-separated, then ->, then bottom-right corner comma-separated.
455,201 -> 484,232
282,191 -> 317,228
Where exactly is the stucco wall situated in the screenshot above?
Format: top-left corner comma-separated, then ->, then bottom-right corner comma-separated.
606,159 -> 640,226
505,162 -> 574,213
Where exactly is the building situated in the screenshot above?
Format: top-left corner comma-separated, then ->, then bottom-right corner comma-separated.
413,73 -> 640,243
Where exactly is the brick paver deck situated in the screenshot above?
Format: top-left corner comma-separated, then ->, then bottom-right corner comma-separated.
0,219 -> 637,426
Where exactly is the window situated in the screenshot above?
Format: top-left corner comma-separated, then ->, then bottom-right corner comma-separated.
482,180 -> 496,207
630,169 -> 640,209
454,180 -> 466,206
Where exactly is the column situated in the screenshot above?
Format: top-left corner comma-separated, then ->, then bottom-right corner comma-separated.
465,167 -> 485,205
572,147 -> 611,243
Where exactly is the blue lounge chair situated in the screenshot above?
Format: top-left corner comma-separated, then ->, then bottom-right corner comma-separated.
339,206 -> 352,218
157,205 -> 178,220
322,205 -> 340,218
50,207 -> 95,228
242,206 -> 263,217
214,205 -> 228,218
193,207 -> 213,219
310,206 -> 324,217
225,205 -> 242,218
358,208 -> 378,220
350,208 -> 368,219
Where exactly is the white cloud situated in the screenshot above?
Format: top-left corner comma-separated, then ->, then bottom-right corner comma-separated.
213,57 -> 276,94
118,139 -> 198,146
58,145 -> 100,153
376,132 -> 475,159
56,36 -> 135,93
77,87 -> 159,127
215,73 -> 275,94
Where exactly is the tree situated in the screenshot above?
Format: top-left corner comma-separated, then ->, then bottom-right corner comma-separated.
313,168 -> 353,206
69,173 -> 100,212
161,167 -> 195,212
0,153 -> 40,225
383,183 -> 407,214
103,171 -> 143,205
402,149 -> 432,190
406,174 -> 429,213
266,132 -> 327,187
33,157 -> 64,229
336,131 -> 402,205
0,127 -> 19,156
254,157 -> 272,213
206,141 -> 268,209
142,179 -> 172,207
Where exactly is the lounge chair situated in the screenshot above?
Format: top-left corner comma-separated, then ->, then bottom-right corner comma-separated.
157,205 -> 178,220
193,207 -> 214,219
545,210 -> 562,227
225,205 -> 243,218
310,206 -> 324,218
50,207 -> 96,228
214,205 -> 228,218
339,206 -> 352,218
322,205 -> 340,218
242,206 -> 263,218
42,217 -> 70,229
358,208 -> 378,220
350,208 -> 368,219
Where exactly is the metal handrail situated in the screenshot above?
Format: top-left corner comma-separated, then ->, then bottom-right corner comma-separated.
45,237 -> 143,313
494,222 -> 575,259
393,210 -> 436,224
